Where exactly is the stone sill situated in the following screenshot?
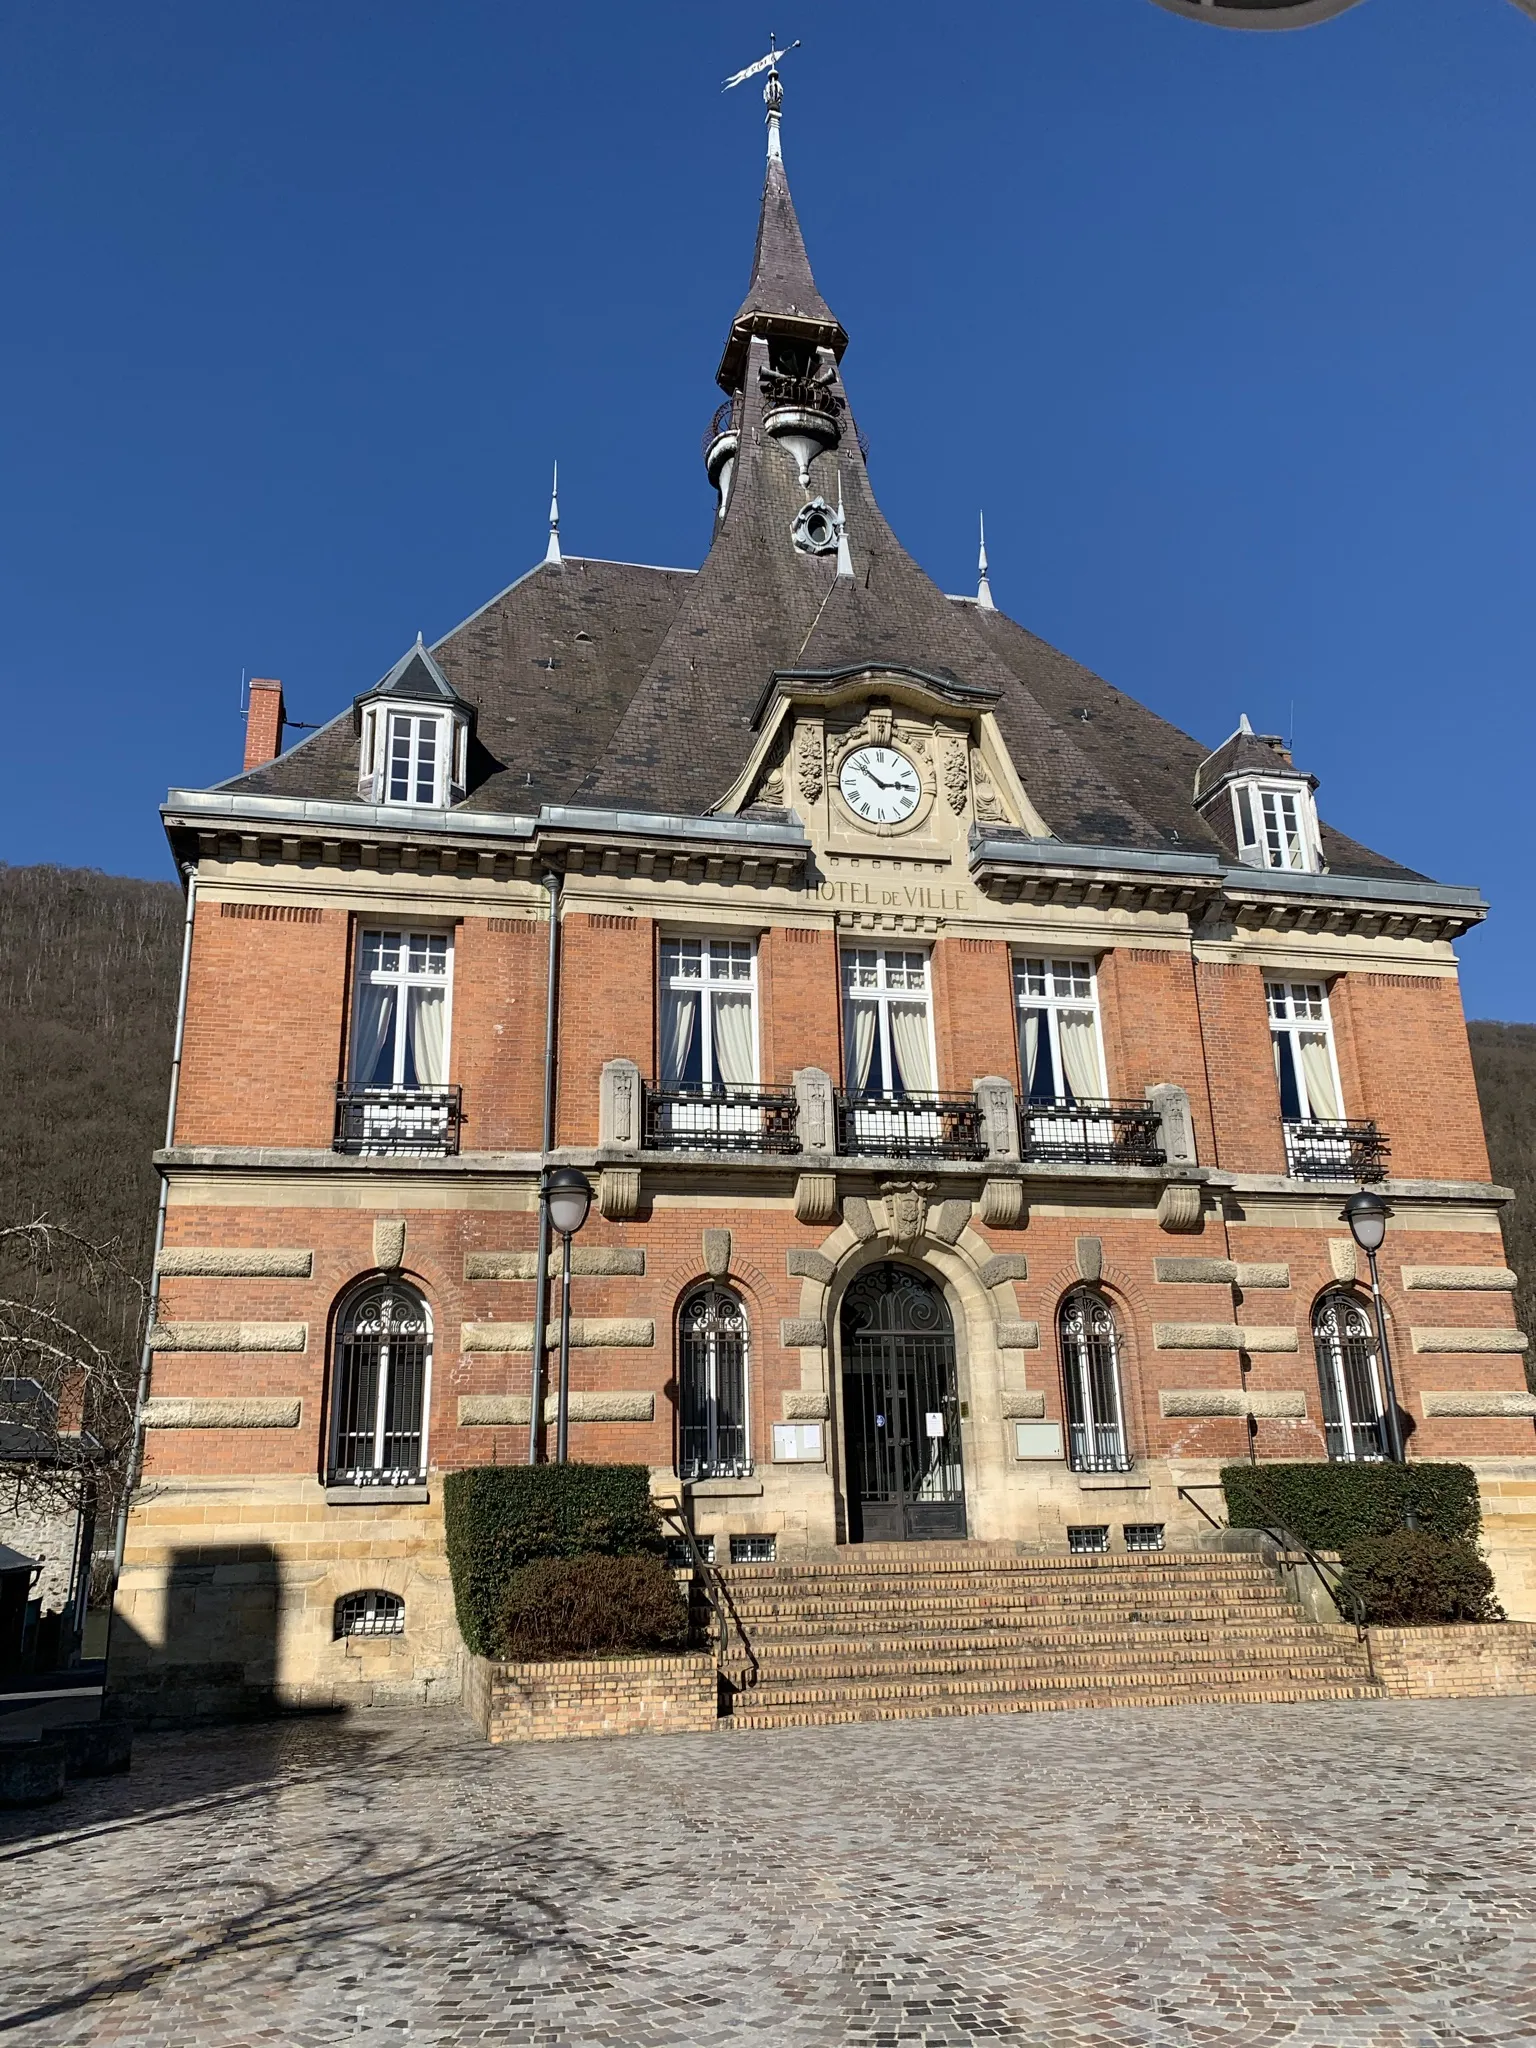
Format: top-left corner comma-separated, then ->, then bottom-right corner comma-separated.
1076,1471 -> 1154,1492
325,1486 -> 430,1507
686,1477 -> 765,1499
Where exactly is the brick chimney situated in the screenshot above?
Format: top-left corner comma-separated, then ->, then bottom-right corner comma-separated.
243,678 -> 286,771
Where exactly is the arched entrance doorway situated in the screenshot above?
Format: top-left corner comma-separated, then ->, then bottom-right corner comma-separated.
840,1264 -> 966,1543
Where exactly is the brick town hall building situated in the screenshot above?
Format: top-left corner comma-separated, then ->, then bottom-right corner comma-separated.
114,73 -> 1533,1712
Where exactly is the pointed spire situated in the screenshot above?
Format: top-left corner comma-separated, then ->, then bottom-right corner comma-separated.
836,473 -> 854,580
544,462 -> 562,568
717,59 -> 847,392
976,512 -> 995,612
1239,712 -> 1254,735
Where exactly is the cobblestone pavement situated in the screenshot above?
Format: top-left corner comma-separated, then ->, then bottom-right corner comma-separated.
4,1699 -> 1536,2046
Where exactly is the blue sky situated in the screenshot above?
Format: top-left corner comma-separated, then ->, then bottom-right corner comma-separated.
1,0 -> 1532,1018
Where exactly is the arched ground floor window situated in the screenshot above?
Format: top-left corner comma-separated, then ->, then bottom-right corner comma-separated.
677,1286 -> 750,1480
1313,1290 -> 1385,1462
329,1280 -> 430,1486
1058,1289 -> 1131,1474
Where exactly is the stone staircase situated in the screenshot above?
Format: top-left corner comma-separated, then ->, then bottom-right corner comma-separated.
713,1543 -> 1380,1730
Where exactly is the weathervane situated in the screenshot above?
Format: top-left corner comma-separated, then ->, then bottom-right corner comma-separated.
721,33 -> 800,92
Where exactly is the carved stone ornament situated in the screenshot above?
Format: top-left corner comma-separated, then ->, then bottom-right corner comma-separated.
373,1218 -> 407,1272
599,1167 -> 642,1222
980,1178 -> 1027,1230
793,1172 -> 839,1227
880,1180 -> 934,1251
796,725 -> 824,805
703,1228 -> 732,1278
972,756 -> 1005,822
870,705 -> 893,746
943,739 -> 969,814
758,758 -> 786,805
1156,1183 -> 1204,1235
599,1058 -> 643,1152
793,1066 -> 835,1154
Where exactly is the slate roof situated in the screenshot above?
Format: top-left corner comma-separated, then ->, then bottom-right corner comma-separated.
212,120 -> 1421,885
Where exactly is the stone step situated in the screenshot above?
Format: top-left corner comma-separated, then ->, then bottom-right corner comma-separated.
721,1592 -> 1298,1630
725,1677 -> 1383,1731
728,1640 -> 1372,1689
721,1618 -> 1353,1662
718,1554 -> 1280,1590
735,1656 -> 1378,1707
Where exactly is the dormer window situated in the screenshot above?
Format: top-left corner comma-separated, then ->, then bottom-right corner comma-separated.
354,638 -> 472,809
1193,717 -> 1324,876
1232,779 -> 1320,873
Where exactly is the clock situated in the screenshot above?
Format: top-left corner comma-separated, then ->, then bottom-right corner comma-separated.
838,745 -> 922,826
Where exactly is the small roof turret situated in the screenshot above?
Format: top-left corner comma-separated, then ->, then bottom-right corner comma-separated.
1194,714 -> 1315,805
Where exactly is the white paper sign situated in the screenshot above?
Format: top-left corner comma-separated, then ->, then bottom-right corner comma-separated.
925,1410 -> 945,1438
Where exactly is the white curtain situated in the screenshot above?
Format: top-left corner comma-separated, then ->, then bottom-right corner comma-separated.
353,983 -> 395,1088
661,987 -> 698,1087
711,991 -> 755,1088
890,1003 -> 934,1095
409,986 -> 446,1087
847,1002 -> 877,1093
1019,1010 -> 1041,1098
1299,1033 -> 1340,1121
1059,1009 -> 1103,1103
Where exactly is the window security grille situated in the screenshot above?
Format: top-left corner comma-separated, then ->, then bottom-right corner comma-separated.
677,1287 -> 751,1480
666,1535 -> 717,1568
1058,1290 -> 1132,1473
334,1590 -> 405,1639
329,1282 -> 430,1485
1313,1291 -> 1387,1462
1068,1526 -> 1109,1554
1124,1523 -> 1166,1552
729,1534 -> 777,1564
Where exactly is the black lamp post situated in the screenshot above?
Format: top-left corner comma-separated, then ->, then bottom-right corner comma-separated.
1343,1190 -> 1413,1495
547,1167 -> 593,1463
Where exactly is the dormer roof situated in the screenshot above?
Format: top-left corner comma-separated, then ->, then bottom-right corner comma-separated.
356,636 -> 467,713
1194,714 -> 1316,804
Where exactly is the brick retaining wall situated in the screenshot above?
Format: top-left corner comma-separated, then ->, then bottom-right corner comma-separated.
466,1652 -> 718,1743
1368,1623 -> 1536,1698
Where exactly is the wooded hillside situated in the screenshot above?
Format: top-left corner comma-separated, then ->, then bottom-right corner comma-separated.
0,863 -> 1531,1371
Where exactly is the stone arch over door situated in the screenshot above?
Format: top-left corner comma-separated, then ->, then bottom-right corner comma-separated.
786,1184 -> 1039,1543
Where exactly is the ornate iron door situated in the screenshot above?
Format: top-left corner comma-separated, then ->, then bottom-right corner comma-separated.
840,1265 -> 966,1542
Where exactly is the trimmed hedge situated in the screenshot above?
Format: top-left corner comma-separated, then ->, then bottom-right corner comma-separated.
1338,1530 -> 1503,1627
495,1553 -> 690,1660
1220,1462 -> 1482,1552
443,1464 -> 666,1658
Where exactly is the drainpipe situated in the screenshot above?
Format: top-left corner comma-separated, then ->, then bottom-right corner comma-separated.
112,861 -> 199,1579
528,869 -> 562,1464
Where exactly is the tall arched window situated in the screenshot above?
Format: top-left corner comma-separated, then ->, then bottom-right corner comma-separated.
1058,1289 -> 1131,1473
677,1286 -> 750,1481
329,1280 -> 431,1486
1313,1291 -> 1385,1462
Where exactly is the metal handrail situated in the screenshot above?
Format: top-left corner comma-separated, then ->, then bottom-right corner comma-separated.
333,1083 -> 463,1156
1282,1117 -> 1388,1185
658,1505 -> 759,1691
644,1081 -> 800,1155
1020,1098 -> 1166,1167
1176,1485 -> 1368,1636
835,1090 -> 987,1161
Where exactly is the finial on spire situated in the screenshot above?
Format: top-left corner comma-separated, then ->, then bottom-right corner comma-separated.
1239,712 -> 1254,735
836,472 -> 854,580
976,512 -> 995,611
544,461 -> 562,568
722,34 -> 800,161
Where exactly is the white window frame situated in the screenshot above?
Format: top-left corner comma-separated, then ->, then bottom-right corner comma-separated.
350,929 -> 455,1092
1012,956 -> 1108,1105
658,936 -> 760,1090
385,710 -> 449,807
1231,779 -> 1321,874
841,947 -> 939,1100
1266,979 -> 1344,1125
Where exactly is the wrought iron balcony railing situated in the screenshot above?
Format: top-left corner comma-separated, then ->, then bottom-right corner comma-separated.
835,1092 -> 987,1162
1283,1118 -> 1389,1184
644,1084 -> 801,1156
1020,1099 -> 1166,1168
333,1085 -> 462,1158
1067,1423 -> 1134,1475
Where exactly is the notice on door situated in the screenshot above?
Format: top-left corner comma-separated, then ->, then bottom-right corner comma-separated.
925,1411 -> 945,1438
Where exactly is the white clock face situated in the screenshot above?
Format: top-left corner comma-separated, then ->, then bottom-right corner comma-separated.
838,745 -> 922,825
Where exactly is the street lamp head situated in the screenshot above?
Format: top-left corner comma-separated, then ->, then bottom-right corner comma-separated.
547,1166 -> 594,1238
1343,1188 -> 1389,1255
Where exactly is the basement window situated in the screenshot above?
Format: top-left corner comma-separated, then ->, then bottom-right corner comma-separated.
1124,1524 -> 1166,1552
1067,1526 -> 1110,1555
665,1536 -> 716,1569
730,1534 -> 777,1565
334,1590 -> 404,1639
